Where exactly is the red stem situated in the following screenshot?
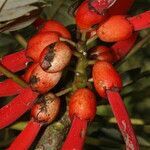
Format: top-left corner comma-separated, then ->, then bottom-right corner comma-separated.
7,120 -> 41,150
61,116 -> 88,150
0,79 -> 23,97
106,90 -> 139,150
0,88 -> 38,129
111,32 -> 138,61
0,50 -> 30,76
128,10 -> 150,31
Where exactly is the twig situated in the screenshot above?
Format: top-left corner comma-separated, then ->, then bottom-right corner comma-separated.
88,60 -> 96,65
56,88 -> 72,97
86,35 -> 98,46
0,65 -> 28,88
14,33 -> 27,48
60,37 -> 77,47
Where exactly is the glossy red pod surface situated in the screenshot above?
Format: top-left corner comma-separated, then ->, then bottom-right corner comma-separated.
27,64 -> 62,93
97,15 -> 133,42
39,20 -> 71,39
40,42 -> 72,73
108,0 -> 135,15
89,0 -> 135,15
26,32 -> 59,62
75,1 -> 105,30
31,93 -> 60,123
92,61 -> 122,98
89,46 -> 116,63
23,63 -> 38,83
69,88 -> 96,121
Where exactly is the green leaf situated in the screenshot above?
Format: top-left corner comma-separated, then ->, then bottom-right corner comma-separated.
0,0 -> 45,32
43,0 -> 74,25
0,33 -> 16,47
138,136 -> 150,147
0,5 -> 38,22
101,128 -> 122,141
2,0 -> 44,10
96,105 -> 113,117
10,121 -> 27,130
121,68 -> 141,87
4,17 -> 37,32
0,0 -> 6,10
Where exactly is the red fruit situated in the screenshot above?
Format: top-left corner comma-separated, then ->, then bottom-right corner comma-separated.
89,0 -> 117,14
28,64 -> 62,93
31,93 -> 60,123
87,29 -> 97,38
23,63 -> 38,83
89,46 -> 116,63
75,1 -> 105,30
39,20 -> 71,39
69,88 -> 96,121
108,0 -> 135,15
62,88 -> 96,150
8,93 -> 60,150
92,61 -> 122,98
39,42 -> 72,73
26,32 -> 59,62
97,15 -> 133,42
111,32 -> 138,61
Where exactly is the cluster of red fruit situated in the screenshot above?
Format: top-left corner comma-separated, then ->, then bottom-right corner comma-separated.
0,0 -> 149,150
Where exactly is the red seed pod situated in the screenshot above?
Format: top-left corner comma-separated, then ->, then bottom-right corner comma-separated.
75,1 -> 105,30
23,63 -> 38,83
87,29 -> 97,38
27,64 -> 62,93
39,20 -> 71,39
89,46 -> 116,63
31,93 -> 60,124
97,15 -> 133,42
26,32 -> 59,62
111,32 -> 138,61
89,0 -> 117,14
92,61 -> 122,98
69,88 -> 96,121
39,42 -> 72,73
108,0 -> 135,15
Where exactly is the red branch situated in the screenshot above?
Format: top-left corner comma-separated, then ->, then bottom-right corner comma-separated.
0,50 -> 30,76
0,88 -> 38,129
61,116 -> 87,150
106,91 -> 139,150
128,10 -> 150,31
7,120 -> 41,150
111,32 -> 138,61
0,79 -> 23,97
